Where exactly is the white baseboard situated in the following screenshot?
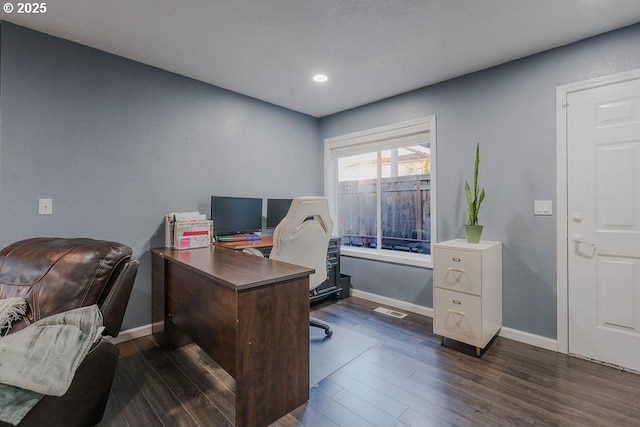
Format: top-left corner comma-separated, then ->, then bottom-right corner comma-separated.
111,293 -> 559,352
105,323 -> 153,345
351,289 -> 558,352
351,289 -> 433,318
498,326 -> 557,351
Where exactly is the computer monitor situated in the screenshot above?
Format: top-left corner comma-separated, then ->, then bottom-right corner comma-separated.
210,196 -> 263,236
266,198 -> 293,228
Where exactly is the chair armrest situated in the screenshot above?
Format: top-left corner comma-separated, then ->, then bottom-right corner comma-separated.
3,339 -> 119,427
100,260 -> 139,337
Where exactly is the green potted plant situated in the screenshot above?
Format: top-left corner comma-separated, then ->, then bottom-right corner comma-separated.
464,142 -> 485,243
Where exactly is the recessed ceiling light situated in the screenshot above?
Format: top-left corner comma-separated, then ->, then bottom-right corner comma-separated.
313,74 -> 328,83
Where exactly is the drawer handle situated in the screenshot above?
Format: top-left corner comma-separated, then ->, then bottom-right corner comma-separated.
448,309 -> 466,317
452,257 -> 461,262
447,268 -> 465,273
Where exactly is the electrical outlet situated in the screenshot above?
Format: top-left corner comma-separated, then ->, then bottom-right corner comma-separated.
38,198 -> 53,215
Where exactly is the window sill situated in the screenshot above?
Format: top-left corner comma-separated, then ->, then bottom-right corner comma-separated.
340,246 -> 432,269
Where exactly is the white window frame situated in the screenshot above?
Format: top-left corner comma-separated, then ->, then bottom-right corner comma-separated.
324,116 -> 436,268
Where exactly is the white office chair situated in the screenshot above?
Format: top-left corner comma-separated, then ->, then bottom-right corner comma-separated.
244,196 -> 334,336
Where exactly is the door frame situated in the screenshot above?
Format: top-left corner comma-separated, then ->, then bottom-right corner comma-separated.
555,68 -> 640,354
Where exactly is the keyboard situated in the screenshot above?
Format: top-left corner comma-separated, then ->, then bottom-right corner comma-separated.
215,233 -> 261,242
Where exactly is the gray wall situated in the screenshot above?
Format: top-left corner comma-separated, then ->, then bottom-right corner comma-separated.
0,23 -> 322,330
320,23 -> 640,339
3,20 -> 640,340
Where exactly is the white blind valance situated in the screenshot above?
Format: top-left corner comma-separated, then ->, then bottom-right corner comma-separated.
326,117 -> 432,159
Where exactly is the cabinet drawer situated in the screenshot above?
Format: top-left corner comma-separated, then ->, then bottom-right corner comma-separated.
434,248 -> 482,295
434,288 -> 482,340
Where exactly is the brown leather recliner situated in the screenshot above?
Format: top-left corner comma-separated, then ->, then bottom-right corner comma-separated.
0,237 -> 139,427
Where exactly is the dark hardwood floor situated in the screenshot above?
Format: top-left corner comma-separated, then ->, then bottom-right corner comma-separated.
99,297 -> 640,426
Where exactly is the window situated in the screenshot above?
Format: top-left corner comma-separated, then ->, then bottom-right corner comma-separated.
324,116 -> 436,267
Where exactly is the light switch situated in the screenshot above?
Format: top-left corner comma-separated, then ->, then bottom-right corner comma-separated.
38,198 -> 53,215
534,200 -> 552,216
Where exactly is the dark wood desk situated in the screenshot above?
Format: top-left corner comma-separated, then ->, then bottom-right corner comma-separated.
151,245 -> 312,427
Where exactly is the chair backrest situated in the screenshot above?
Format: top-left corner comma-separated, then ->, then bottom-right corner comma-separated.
0,237 -> 139,337
269,197 -> 333,290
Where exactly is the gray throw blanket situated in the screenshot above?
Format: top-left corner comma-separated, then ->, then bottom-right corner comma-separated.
0,297 -> 27,336
0,305 -> 103,425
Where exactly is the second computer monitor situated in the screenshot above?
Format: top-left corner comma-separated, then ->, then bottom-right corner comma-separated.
266,198 -> 293,229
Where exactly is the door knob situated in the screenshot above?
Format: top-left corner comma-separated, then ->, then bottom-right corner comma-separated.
572,212 -> 584,223
571,233 -> 584,243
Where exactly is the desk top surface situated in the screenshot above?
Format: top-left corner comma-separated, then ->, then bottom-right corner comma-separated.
152,245 -> 312,291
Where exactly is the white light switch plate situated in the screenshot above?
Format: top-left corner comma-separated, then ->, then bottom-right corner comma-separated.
534,200 -> 552,216
38,198 -> 53,215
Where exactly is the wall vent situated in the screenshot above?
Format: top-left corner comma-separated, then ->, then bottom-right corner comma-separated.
374,306 -> 407,319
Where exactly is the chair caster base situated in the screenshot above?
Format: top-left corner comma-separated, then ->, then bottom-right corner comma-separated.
311,318 -> 332,337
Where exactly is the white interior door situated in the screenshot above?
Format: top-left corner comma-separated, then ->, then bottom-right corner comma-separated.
567,76 -> 640,371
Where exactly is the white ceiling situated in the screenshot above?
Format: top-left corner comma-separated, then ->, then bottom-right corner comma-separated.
4,1 -> 640,117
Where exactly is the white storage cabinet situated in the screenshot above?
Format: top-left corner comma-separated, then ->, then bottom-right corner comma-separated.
433,239 -> 502,356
